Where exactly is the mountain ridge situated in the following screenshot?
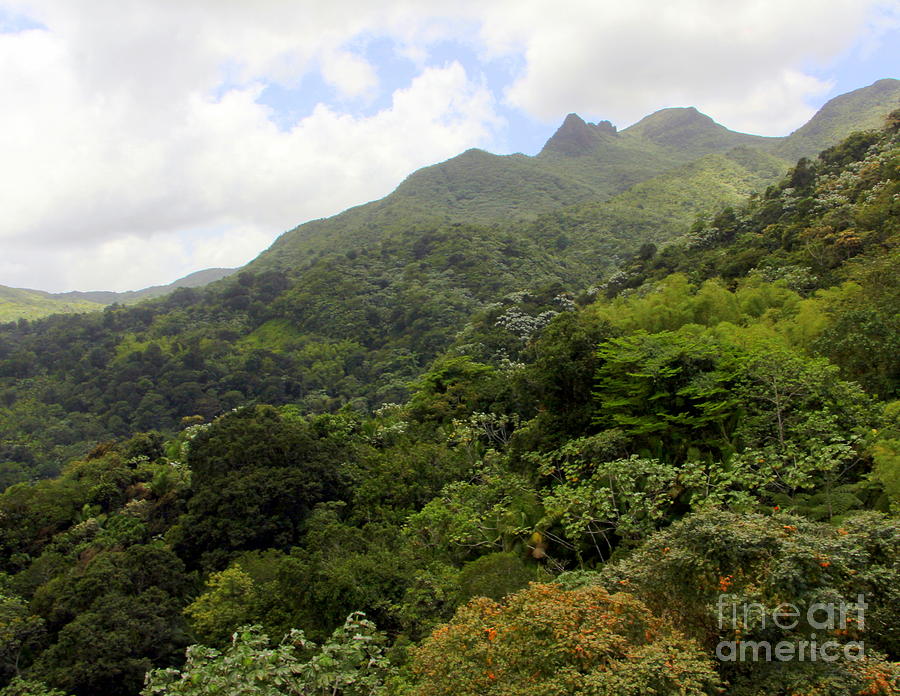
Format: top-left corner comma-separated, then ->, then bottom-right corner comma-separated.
3,79 -> 898,321
249,78 -> 899,274
54,267 -> 238,304
776,77 -> 900,158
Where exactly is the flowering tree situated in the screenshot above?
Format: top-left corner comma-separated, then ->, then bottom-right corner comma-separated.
403,583 -> 718,696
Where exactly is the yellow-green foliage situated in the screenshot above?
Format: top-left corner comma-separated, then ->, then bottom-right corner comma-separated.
587,273 -> 806,335
0,286 -> 104,323
871,401 -> 900,513
237,319 -> 301,351
183,566 -> 260,646
113,334 -> 175,361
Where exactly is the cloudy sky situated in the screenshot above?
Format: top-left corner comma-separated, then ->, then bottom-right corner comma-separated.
1,1 -> 897,292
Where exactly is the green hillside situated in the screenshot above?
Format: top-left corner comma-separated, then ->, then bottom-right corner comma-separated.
775,77 -> 900,159
538,144 -> 791,273
0,81 -> 897,485
0,117 -> 898,696
0,286 -> 105,322
0,268 -> 236,322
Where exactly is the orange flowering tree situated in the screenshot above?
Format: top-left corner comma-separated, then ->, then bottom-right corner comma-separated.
402,583 -> 719,696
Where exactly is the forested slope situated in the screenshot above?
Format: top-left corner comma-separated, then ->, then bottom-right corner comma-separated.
2,82 -> 897,487
0,111 -> 898,696
249,79 -> 900,271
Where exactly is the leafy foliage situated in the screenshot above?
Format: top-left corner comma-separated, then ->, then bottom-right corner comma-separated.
143,614 -> 392,696
594,510 -> 900,695
0,89 -> 899,696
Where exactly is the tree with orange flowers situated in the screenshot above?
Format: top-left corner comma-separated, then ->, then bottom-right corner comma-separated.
402,583 -> 719,696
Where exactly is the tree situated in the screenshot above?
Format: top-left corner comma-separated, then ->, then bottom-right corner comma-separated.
183,566 -> 260,647
143,614 -> 393,696
541,455 -> 678,559
0,594 -> 45,684
404,464 -> 541,565
28,544 -> 190,696
0,678 -> 69,696
517,310 -> 616,445
403,583 -> 719,696
456,552 -> 534,603
597,510 -> 900,694
408,357 -> 504,424
593,327 -> 741,462
173,406 -> 350,567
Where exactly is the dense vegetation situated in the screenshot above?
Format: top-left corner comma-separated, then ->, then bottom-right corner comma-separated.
0,100 -> 898,694
3,82 -> 898,488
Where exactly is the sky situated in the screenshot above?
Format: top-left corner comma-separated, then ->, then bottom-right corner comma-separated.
0,1 -> 897,293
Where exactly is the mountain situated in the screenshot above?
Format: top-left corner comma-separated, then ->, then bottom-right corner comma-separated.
0,267 -> 236,322
620,106 -> 774,153
0,80 -> 896,483
248,110 -> 762,272
1,110 -> 898,696
775,77 -> 900,159
547,144 -> 790,272
540,113 -> 619,155
54,267 -> 237,305
250,79 -> 900,272
4,80 -> 896,319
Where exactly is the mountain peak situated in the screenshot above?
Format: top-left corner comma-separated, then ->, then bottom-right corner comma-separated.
624,106 -> 718,143
618,105 -> 780,155
541,113 -> 617,156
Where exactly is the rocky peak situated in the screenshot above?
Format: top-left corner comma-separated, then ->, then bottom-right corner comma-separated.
541,113 -> 617,156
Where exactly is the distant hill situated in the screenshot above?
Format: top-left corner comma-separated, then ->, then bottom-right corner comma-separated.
0,267 -> 236,322
0,286 -> 106,322
55,267 -> 238,305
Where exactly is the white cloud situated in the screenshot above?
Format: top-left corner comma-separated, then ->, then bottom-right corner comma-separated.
321,50 -> 380,99
0,1 -> 500,291
0,59 -> 497,291
487,0 -> 884,133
